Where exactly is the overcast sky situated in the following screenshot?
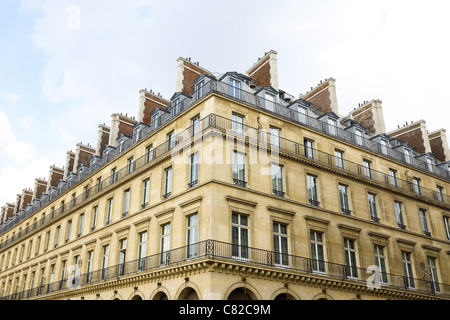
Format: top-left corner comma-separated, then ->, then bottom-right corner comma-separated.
1,0 -> 450,207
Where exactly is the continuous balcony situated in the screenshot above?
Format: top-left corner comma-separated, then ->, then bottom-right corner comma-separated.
1,240 -> 448,300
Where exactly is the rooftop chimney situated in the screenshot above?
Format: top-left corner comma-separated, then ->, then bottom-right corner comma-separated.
346,99 -> 386,135
33,178 -> 48,200
108,113 -> 137,148
137,89 -> 170,124
96,124 -> 111,157
301,78 -> 339,115
64,151 -> 76,180
387,120 -> 431,155
175,56 -> 212,95
47,165 -> 65,191
73,143 -> 96,173
428,129 -> 450,162
246,50 -> 279,91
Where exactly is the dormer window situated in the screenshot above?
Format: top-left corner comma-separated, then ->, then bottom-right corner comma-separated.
404,148 -> 413,164
355,129 -> 364,145
229,78 -> 240,99
427,157 -> 435,172
196,81 -> 205,100
328,118 -> 337,136
380,139 -> 389,155
265,93 -> 275,112
172,98 -> 181,116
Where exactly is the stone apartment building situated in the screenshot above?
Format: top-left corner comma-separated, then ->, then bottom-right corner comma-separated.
0,50 -> 449,300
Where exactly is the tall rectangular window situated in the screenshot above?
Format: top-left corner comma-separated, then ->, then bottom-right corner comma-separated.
65,220 -> 72,243
231,113 -> 244,135
27,240 -> 33,260
172,98 -> 180,116
61,200 -> 65,213
374,245 -> 388,284
273,222 -> 289,267
35,236 -> 41,256
196,81 -> 205,100
146,145 -> 153,163
138,232 -> 147,271
164,167 -> 173,198
189,153 -> 199,187
427,257 -> 440,293
419,209 -> 430,236
304,139 -> 314,159
427,157 -> 435,172
339,184 -> 350,214
413,178 -> 421,195
389,169 -> 398,187
101,245 -> 109,280
44,231 -> 50,252
187,214 -> 198,259
270,127 -> 281,148
307,174 -> 319,206
232,213 -> 249,260
272,163 -> 284,196
192,115 -> 201,136
310,231 -> 325,273
118,239 -> 127,276
298,106 -> 308,123
78,213 -> 84,237
436,186 -> 445,202
160,223 -> 171,264
380,139 -> 389,155
233,151 -> 246,186
394,201 -> 406,229
97,177 -> 102,192
142,179 -> 150,209
328,118 -> 337,135
111,167 -> 117,184
343,238 -> 358,279
404,148 -> 413,164
444,216 -> 450,241
363,160 -> 372,178
355,129 -> 364,145
19,244 -> 25,263
229,78 -> 240,99
106,198 -> 113,224
91,206 -> 98,231
335,150 -> 344,169
123,189 -> 130,217
72,193 -> 76,207
265,93 -> 275,112
167,131 -> 174,151
127,157 -> 134,174
402,251 -> 415,288
368,193 -> 379,222
86,251 -> 93,283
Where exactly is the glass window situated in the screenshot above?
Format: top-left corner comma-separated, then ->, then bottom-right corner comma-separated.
44,231 -> 50,252
172,98 -> 181,116
339,184 -> 350,214
270,127 -> 281,148
123,189 -> 130,217
265,93 -> 275,112
101,245 -> 109,280
142,179 -> 150,208
380,139 -> 389,155
413,178 -> 421,195
189,153 -> 199,186
304,139 -> 314,159
91,206 -> 98,230
427,257 -> 440,293
272,163 -> 284,195
78,213 -> 84,237
138,232 -> 147,271
307,174 -> 319,205
273,222 -> 289,267
106,198 -> 113,224
118,239 -> 127,276
146,145 -> 153,163
127,157 -> 134,174
231,113 -> 244,135
310,231 -> 325,273
404,148 -> 413,164
427,157 -> 434,172
363,160 -> 372,178
65,220 -> 72,242
167,132 -> 175,151
328,118 -> 337,135
402,251 -> 415,288
233,151 -> 246,186
160,223 -> 171,264
389,169 -> 398,187
298,106 -> 308,123
231,213 -> 249,260
368,193 -> 378,221
444,216 -> 450,241
335,150 -> 344,169
355,129 -> 364,145
111,167 -> 117,184
436,186 -> 444,202
374,245 -> 388,284
164,167 -> 173,198
419,209 -> 430,235
394,201 -> 405,229
86,251 -> 93,283
192,115 -> 201,136
187,214 -> 198,259
343,238 -> 358,279
196,81 -> 205,100
229,78 -> 240,99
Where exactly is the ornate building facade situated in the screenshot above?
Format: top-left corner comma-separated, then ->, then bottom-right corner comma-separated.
0,51 -> 449,300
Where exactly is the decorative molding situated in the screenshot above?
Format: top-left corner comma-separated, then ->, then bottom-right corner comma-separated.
179,196 -> 203,208
267,206 -> 295,216
154,207 -> 176,218
225,196 -> 257,207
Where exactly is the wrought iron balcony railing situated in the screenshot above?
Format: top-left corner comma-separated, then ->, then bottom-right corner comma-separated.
1,240 -> 448,300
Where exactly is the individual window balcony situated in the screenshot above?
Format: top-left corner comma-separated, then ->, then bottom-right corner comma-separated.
233,179 -> 247,188
309,199 -> 320,207
273,189 -> 285,198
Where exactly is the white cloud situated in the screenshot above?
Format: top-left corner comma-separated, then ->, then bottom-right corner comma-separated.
4,92 -> 22,102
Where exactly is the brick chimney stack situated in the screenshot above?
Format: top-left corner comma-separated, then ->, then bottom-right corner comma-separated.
345,99 -> 386,135
387,120 -> 431,155
47,165 -> 65,190
64,151 -> 76,180
428,129 -> 450,162
175,57 -> 212,95
33,178 -> 48,200
96,124 -> 110,157
108,113 -> 137,148
73,143 -> 96,173
300,77 -> 339,115
246,50 -> 279,92
137,89 -> 170,124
